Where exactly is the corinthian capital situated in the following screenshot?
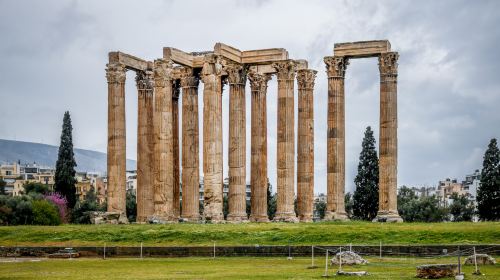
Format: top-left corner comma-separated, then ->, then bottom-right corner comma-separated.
106,63 -> 126,84
296,69 -> 317,90
224,63 -> 247,85
153,59 -> 174,87
324,56 -> 348,78
248,71 -> 271,93
135,69 -> 154,91
378,52 -> 399,75
180,67 -> 199,88
200,54 -> 223,83
272,60 -> 296,80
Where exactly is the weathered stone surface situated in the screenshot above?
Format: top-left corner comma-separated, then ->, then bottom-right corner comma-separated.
90,211 -> 128,224
180,67 -> 200,222
273,60 -> 298,223
323,56 -> 349,221
375,52 -> 402,223
201,54 -> 224,223
172,83 -> 181,219
416,264 -> 458,279
336,271 -> 368,276
296,69 -> 316,222
464,254 -> 496,265
248,71 -> 271,223
136,70 -> 155,223
105,63 -> 127,216
226,62 -> 248,222
330,251 -> 368,266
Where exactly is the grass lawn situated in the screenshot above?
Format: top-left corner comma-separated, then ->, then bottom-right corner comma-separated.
0,221 -> 499,247
0,256 -> 498,279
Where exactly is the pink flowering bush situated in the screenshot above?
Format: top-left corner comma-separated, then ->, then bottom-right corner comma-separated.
44,193 -> 69,223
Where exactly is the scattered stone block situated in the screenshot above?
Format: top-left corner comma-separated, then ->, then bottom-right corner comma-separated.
416,264 -> 458,279
464,254 -> 496,265
90,211 -> 129,224
330,251 -> 368,266
336,270 -> 368,276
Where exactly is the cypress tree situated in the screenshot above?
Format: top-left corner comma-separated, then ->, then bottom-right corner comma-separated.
477,138 -> 500,221
54,111 -> 77,208
353,126 -> 379,220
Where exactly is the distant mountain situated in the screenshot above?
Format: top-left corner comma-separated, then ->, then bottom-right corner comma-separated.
0,139 -> 136,173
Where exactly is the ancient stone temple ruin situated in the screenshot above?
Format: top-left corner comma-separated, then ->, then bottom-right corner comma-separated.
105,40 -> 402,223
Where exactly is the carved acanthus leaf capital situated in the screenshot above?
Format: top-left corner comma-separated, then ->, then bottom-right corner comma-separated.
180,67 -> 199,88
324,56 -> 349,78
248,71 -> 271,93
296,69 -> 317,90
106,63 -> 126,84
224,63 -> 247,85
378,52 -> 399,75
153,59 -> 174,87
200,54 -> 223,83
272,60 -> 296,80
135,69 -> 154,91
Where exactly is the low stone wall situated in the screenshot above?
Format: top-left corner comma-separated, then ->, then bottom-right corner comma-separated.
0,245 -> 498,258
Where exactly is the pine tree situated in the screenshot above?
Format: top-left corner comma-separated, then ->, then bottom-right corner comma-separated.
54,111 -> 77,208
353,126 -> 379,220
477,138 -> 500,221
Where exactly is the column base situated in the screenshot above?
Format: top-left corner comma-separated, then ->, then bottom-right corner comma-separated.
323,211 -> 350,221
298,214 -> 314,223
249,214 -> 270,223
203,213 -> 225,224
180,215 -> 201,223
373,211 -> 403,223
273,212 -> 299,223
226,213 -> 249,223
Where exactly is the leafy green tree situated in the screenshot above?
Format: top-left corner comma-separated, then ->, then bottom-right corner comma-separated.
126,192 -> 137,222
449,193 -> 474,222
0,179 -> 6,195
0,195 -> 34,225
345,192 -> 354,219
314,199 -> 326,220
397,186 -> 448,222
32,200 -> 61,225
54,111 -> 77,208
477,138 -> 500,221
23,182 -> 50,195
353,127 -> 379,220
267,180 -> 276,220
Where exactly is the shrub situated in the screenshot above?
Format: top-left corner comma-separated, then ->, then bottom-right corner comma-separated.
45,193 -> 69,223
32,200 -> 61,225
24,182 -> 50,195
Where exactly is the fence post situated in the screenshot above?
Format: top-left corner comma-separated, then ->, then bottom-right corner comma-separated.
339,246 -> 343,272
140,242 -> 143,259
322,250 -> 329,277
312,246 -> 314,267
103,243 -> 106,260
379,241 -> 382,260
213,242 -> 216,259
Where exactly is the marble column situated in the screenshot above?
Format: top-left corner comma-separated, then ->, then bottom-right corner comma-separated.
273,60 -> 298,222
172,81 -> 181,219
201,55 -> 224,222
249,71 -> 271,222
375,52 -> 403,222
136,69 -> 155,223
296,69 -> 317,222
226,63 -> 248,222
324,56 -> 349,221
181,67 -> 200,221
105,63 -> 128,221
152,59 -> 176,222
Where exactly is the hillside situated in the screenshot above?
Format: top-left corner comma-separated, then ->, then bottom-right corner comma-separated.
0,139 -> 136,173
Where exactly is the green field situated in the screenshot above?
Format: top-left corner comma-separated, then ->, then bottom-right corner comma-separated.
0,221 -> 499,246
0,256 -> 498,279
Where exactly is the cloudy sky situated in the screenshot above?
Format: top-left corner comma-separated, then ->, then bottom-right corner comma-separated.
1,0 -> 499,194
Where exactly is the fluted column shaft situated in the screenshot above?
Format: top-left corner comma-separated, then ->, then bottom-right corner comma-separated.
296,69 -> 317,222
152,60 -> 176,222
249,72 -> 271,222
226,64 -> 248,222
273,61 -> 298,222
181,68 -> 200,221
136,70 -> 155,223
201,55 -> 224,222
376,52 -> 403,222
172,82 -> 181,219
106,63 -> 127,216
324,56 -> 349,221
